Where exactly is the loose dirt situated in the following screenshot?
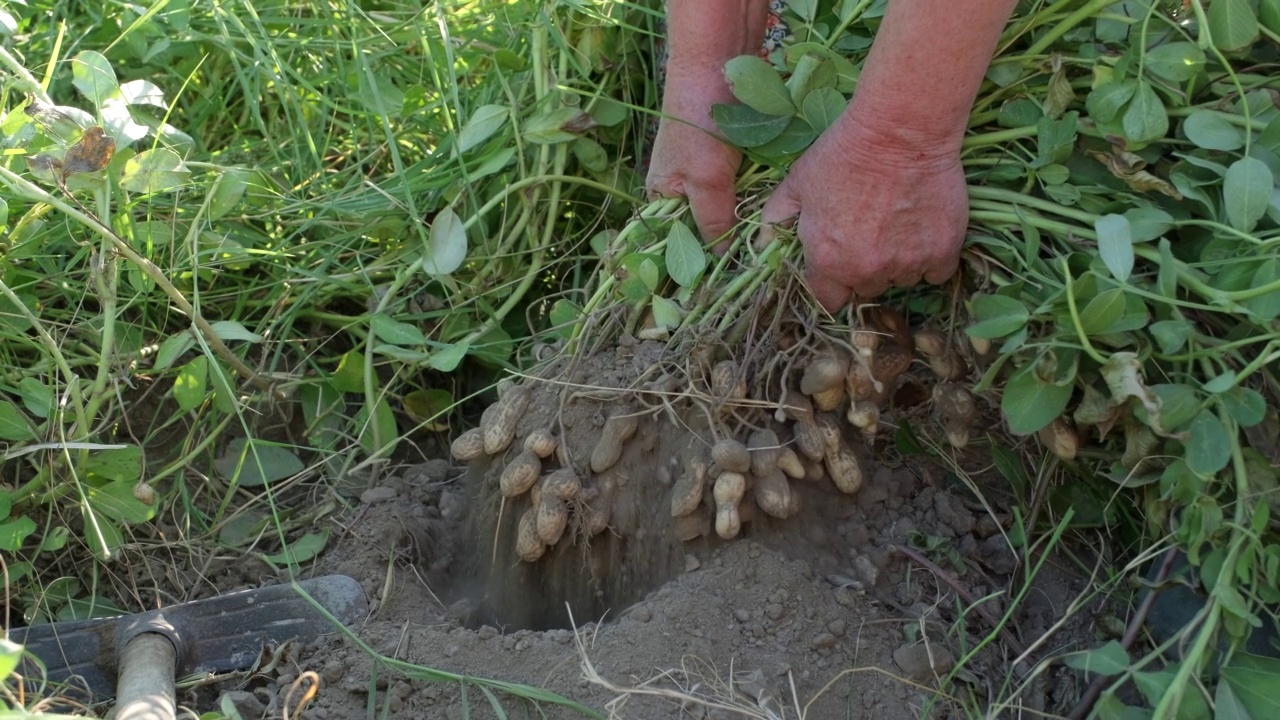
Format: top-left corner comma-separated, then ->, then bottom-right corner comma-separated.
200,333 -> 1106,719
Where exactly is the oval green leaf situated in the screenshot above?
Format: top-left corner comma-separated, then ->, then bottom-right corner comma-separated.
1185,410 -> 1231,475
120,148 -> 190,194
1002,365 -> 1074,434
1094,214 -> 1134,282
967,293 -> 1030,339
1223,157 -> 1273,233
665,223 -> 707,287
724,55 -> 795,116
423,206 -> 468,276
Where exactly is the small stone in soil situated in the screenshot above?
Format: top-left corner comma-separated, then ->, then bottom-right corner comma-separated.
892,643 -> 955,682
359,486 -> 398,504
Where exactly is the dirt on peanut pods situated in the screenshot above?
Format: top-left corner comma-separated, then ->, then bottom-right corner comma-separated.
217,336 -> 1108,719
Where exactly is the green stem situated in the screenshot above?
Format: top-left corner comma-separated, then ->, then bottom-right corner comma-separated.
1060,257 -> 1108,365
1024,0 -> 1118,57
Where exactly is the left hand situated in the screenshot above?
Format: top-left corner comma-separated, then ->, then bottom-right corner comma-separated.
760,115 -> 968,310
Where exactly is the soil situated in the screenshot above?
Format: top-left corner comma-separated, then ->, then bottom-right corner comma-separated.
197,336 -> 1106,719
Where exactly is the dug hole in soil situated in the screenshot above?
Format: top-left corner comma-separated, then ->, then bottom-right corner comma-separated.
245,328 -> 1099,719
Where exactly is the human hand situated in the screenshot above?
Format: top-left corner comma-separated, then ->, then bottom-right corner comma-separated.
645,71 -> 743,247
760,116 -> 967,310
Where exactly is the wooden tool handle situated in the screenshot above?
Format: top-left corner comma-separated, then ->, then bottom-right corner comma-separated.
111,632 -> 176,720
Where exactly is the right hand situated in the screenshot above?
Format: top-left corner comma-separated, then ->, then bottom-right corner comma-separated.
645,71 -> 743,247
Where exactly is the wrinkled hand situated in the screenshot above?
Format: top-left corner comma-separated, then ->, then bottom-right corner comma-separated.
646,72 -> 742,247
761,119 -> 968,311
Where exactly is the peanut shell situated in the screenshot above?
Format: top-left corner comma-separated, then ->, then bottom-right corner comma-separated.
499,450 -> 541,497
746,429 -> 781,478
523,429 -> 558,458
776,447 -> 805,479
536,494 -> 569,545
516,509 -> 546,562
542,467 -> 582,501
590,412 -> 639,473
793,420 -> 826,461
450,427 -> 485,461
670,461 -> 707,518
673,509 -> 710,542
482,385 -> 532,455
711,439 -> 751,474
800,350 -> 850,396
754,468 -> 793,519
825,446 -> 864,494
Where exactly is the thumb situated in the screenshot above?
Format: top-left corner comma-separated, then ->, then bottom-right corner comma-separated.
755,178 -> 802,250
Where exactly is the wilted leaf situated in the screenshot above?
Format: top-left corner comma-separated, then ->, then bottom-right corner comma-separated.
523,107 -> 592,144
61,126 -> 115,176
1042,61 -> 1075,119
1101,352 -> 1161,421
264,529 -> 329,566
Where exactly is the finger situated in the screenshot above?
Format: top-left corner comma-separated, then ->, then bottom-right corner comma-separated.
923,255 -> 961,286
805,266 -> 855,313
758,179 -> 802,241
684,181 -> 738,254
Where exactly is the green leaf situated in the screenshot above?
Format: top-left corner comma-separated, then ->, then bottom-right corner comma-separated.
0,638 -> 23,679
119,148 -> 190,194
522,107 -> 591,144
209,320 -> 262,343
423,206 -> 468,276
1150,384 -> 1201,432
1216,675 -> 1252,720
967,293 -> 1030,339
1264,0 -> 1280,33
264,529 -> 330,566
1078,288 -> 1126,335
370,313 -> 426,346
1207,0 -> 1260,52
1243,258 -> 1280,321
1095,214 -> 1134,282
1062,640 -> 1130,676
1223,157 -> 1274,233
572,137 -> 609,173
1221,654 -> 1280,719
711,103 -> 791,148
208,168 -> 249,220
331,351 -> 364,393
174,356 -> 208,413
457,104 -> 508,153
650,295 -> 682,330
1122,82 -> 1168,144
17,377 -> 53,419
83,514 -> 123,560
0,515 -> 36,552
1183,111 -> 1245,151
71,51 -> 119,108
1203,371 -> 1237,394
154,331 -> 195,372
214,438 -> 306,488
357,397 -> 398,457
1086,79 -> 1136,124
724,55 -> 795,116
752,116 -> 819,157
1220,386 -> 1266,427
1185,410 -> 1231,475
1123,206 -> 1174,243
665,223 -> 707,287
1145,42 -> 1207,82
0,400 -> 36,442
427,342 -> 469,372
800,87 -> 845,134
1002,364 -> 1074,434
86,481 -> 156,525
